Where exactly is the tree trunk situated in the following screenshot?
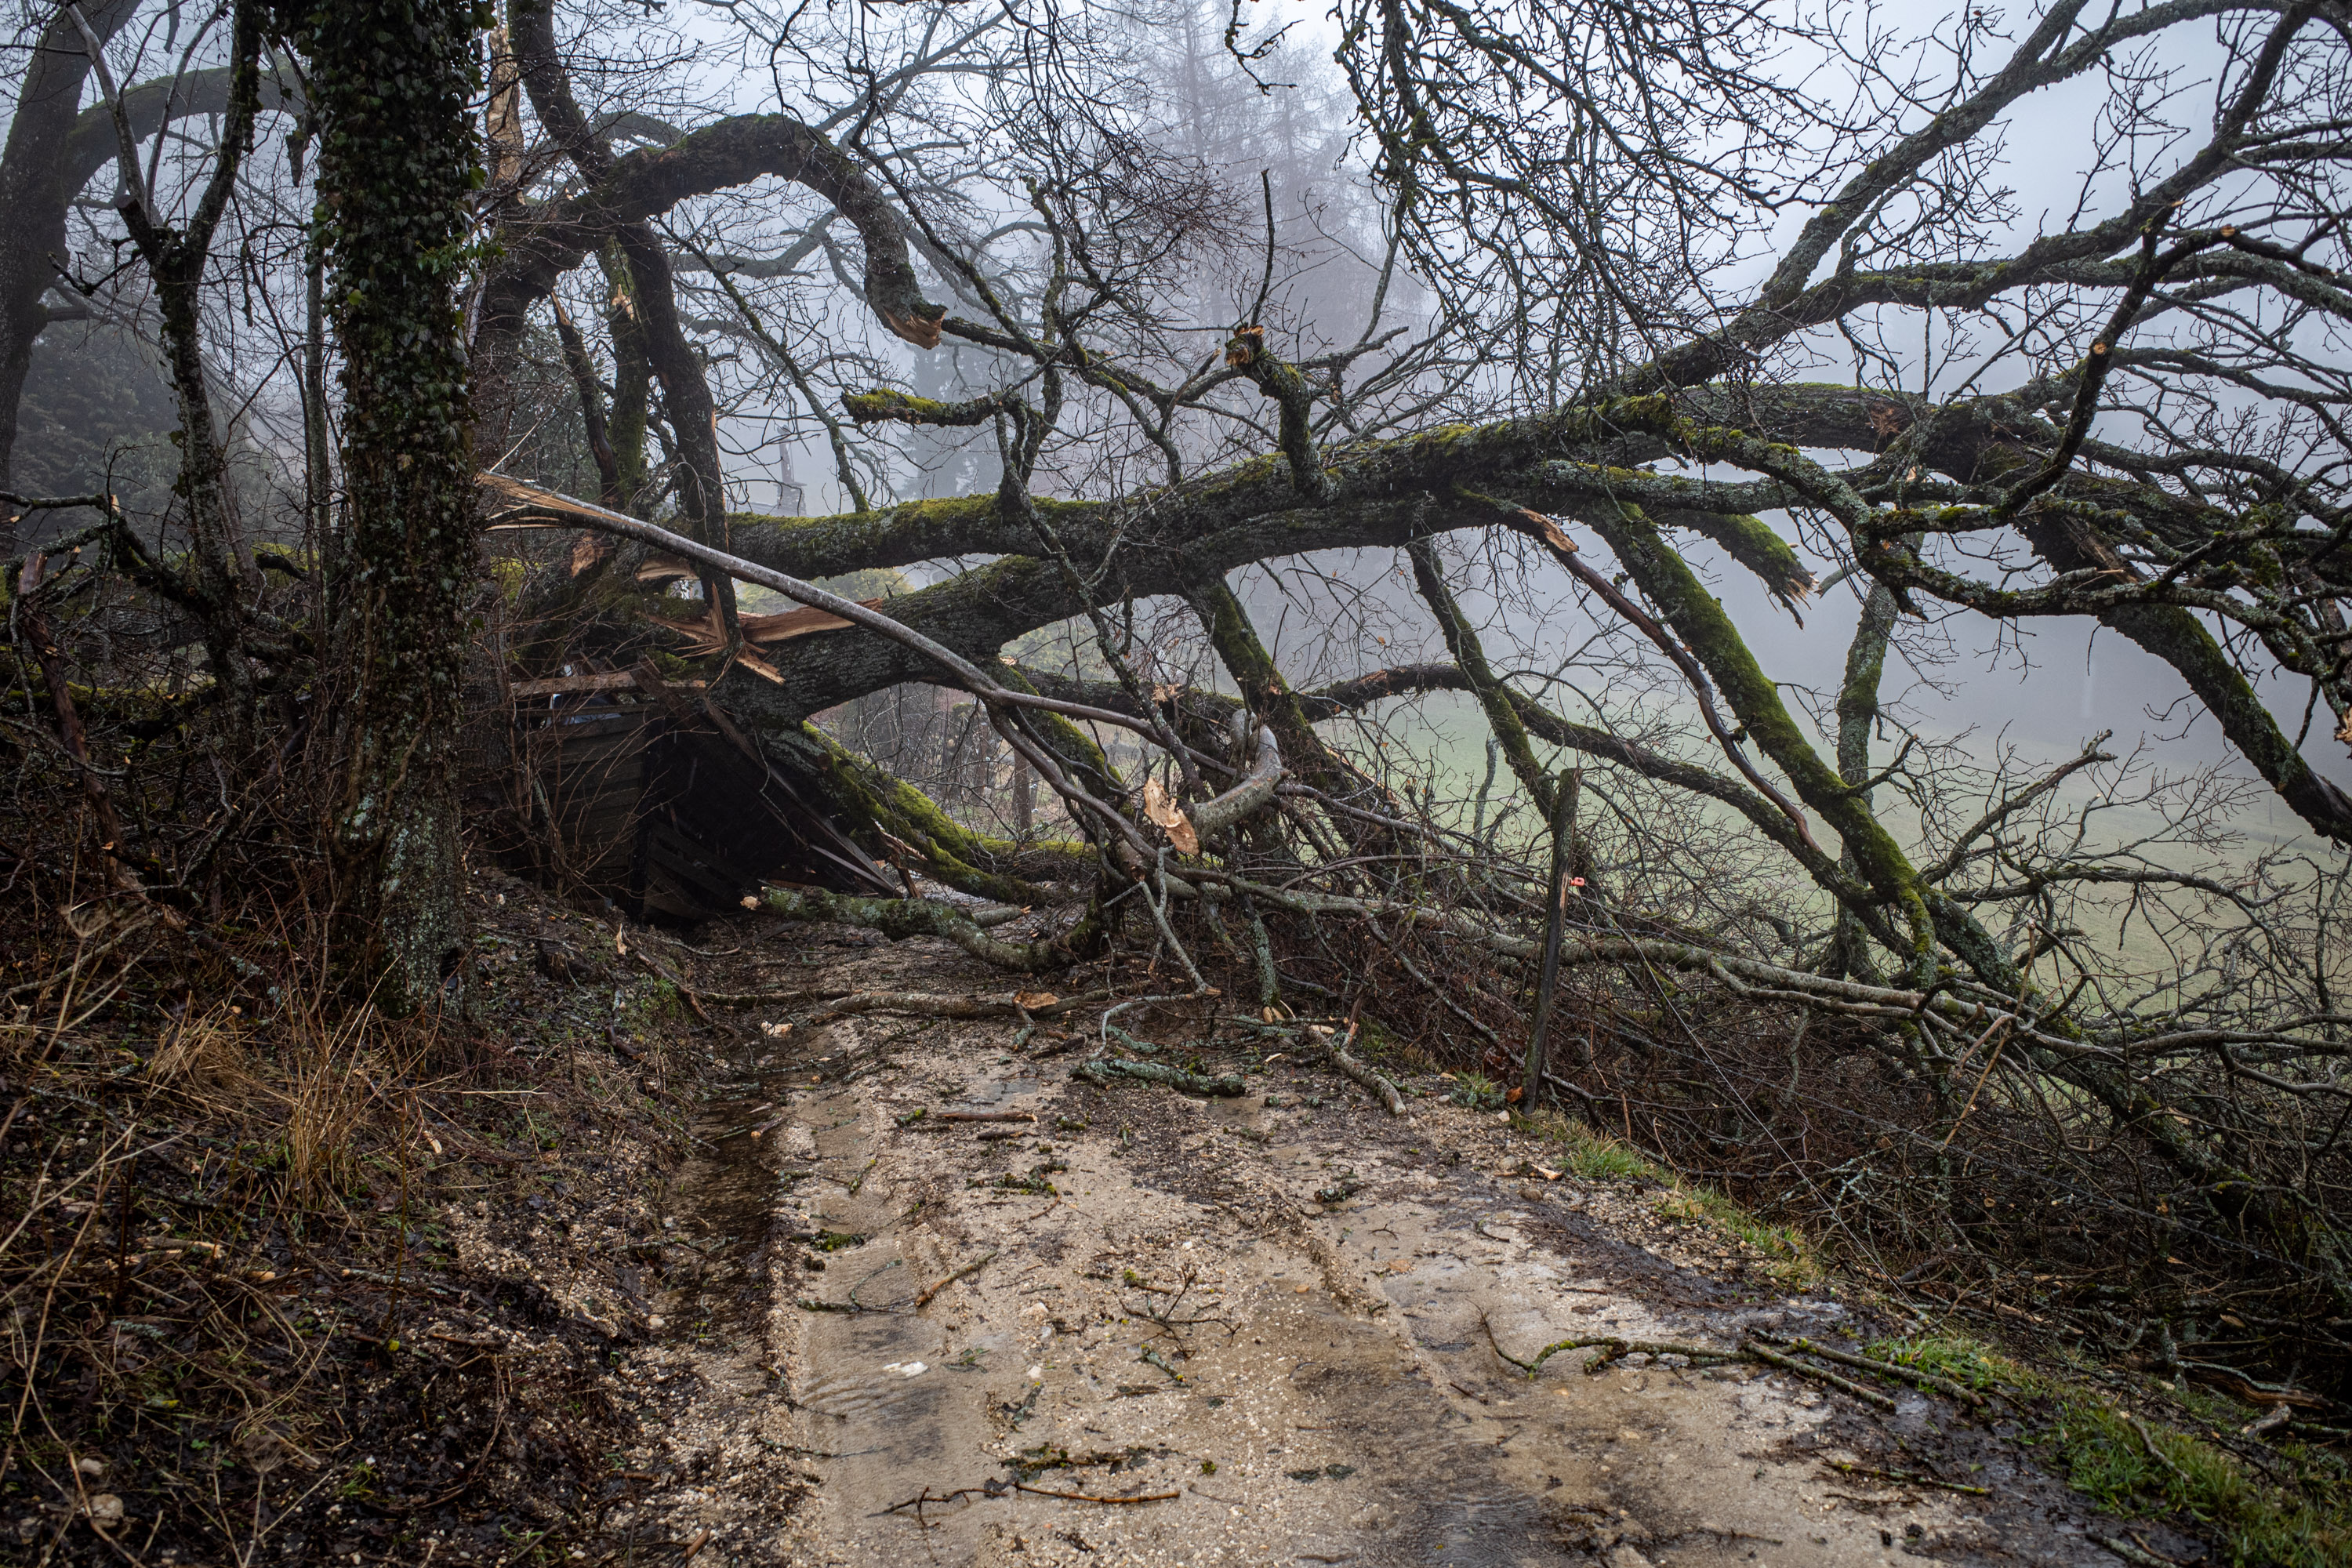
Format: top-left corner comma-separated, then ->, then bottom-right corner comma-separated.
306,0 -> 485,1013
0,0 -> 142,529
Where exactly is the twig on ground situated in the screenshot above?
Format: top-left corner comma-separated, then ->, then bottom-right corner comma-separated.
915,1248 -> 999,1310
1479,1313 -> 1904,1414
1742,1341 -> 1900,1411
1329,1041 -> 1404,1115
1757,1332 -> 1988,1407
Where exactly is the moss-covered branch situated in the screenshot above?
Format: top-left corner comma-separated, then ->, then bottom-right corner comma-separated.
767,721 -> 1091,905
1406,537 -> 1556,820
1578,503 -> 1942,980
1184,572 -> 1396,855
753,884 -> 1105,972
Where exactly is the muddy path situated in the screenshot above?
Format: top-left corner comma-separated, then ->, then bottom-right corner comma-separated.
622,928 -> 2193,1568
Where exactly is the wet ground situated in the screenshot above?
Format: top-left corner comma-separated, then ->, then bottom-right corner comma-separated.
603,927 -> 2193,1568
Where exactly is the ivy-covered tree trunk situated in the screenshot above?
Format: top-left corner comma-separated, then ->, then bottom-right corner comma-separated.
304,0 -> 485,1012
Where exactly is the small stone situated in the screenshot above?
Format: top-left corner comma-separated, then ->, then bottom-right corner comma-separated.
74,1458 -> 105,1479
85,1495 -> 125,1528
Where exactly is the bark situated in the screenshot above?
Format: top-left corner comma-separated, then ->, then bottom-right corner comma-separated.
1576,503 -> 1942,982
1406,536 -> 1556,820
550,297 -> 621,509
474,85 -> 946,372
1025,656 -> 1882,927
1826,582 -> 1899,982
308,0 -> 484,1012
0,0 -> 142,532
1183,572 -> 1385,830
50,0 -> 271,720
509,0 -> 740,641
753,885 -> 1106,972
599,246 -> 652,510
497,367 -> 2352,859
764,720 -> 1082,906
1,38 -> 297,519
2016,512 -> 2352,842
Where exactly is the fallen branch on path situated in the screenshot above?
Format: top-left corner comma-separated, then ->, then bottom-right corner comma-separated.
877,1479 -> 1181,1518
1754,1331 -> 1988,1407
1482,1321 -> 1744,1378
1290,1021 -> 1404,1113
1476,1314 -> 1944,1415
1013,1482 -> 1180,1504
1329,1041 -> 1403,1115
1743,1341 -> 1899,1410
915,1248 -> 999,1309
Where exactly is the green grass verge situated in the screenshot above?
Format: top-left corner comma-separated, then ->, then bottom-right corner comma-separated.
1509,1108 -> 1817,1283
1494,1110 -> 2343,1563
1864,1336 -> 2350,1567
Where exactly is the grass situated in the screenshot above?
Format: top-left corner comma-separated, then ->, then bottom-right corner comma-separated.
1654,1185 -> 1815,1281
1510,1107 -> 1817,1283
1861,1335 -> 2351,1567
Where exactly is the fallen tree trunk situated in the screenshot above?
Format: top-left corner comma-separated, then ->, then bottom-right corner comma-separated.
750,885 -> 1109,973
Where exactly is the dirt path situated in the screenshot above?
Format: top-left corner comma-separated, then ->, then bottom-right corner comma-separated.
619,929 -> 2187,1568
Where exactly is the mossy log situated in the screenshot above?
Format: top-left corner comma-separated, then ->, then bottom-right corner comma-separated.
753,884 -> 1105,972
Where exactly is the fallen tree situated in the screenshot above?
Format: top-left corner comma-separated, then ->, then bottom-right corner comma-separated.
7,0 -> 2351,1400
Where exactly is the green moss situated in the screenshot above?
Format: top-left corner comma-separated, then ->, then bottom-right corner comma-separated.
799,723 -> 1068,904
612,976 -> 684,1034
1448,1072 -> 1508,1110
2049,1396 -> 2348,1563
1588,502 -> 1939,970
1510,1109 -> 1815,1280
1861,1334 -> 2009,1393
1655,1185 -> 1816,1282
1668,510 -> 1813,604
840,388 -> 1001,426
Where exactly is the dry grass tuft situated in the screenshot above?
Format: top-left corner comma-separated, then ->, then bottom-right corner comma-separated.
270,999 -> 397,1201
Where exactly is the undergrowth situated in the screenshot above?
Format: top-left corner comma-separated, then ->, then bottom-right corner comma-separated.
0,868 -> 707,1565
1507,1098 -> 2345,1562
1510,1107 -> 1817,1284
1867,1336 -> 2352,1566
